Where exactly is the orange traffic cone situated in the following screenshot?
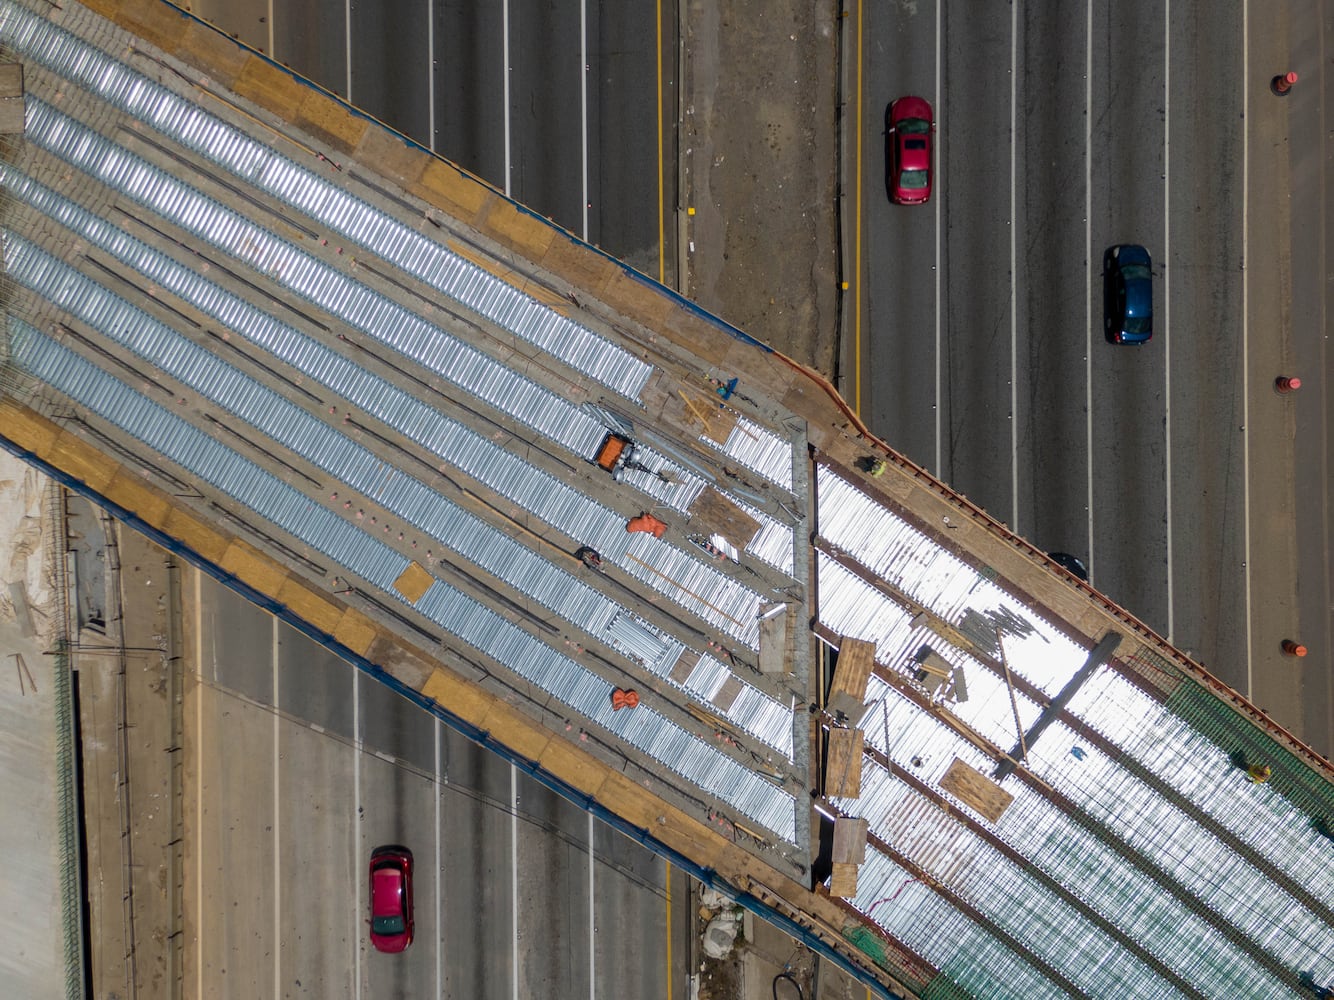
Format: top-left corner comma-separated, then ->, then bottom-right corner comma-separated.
1282,639 -> 1308,657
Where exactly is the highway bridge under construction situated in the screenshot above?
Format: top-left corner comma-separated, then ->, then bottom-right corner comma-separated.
1,1 -> 1332,998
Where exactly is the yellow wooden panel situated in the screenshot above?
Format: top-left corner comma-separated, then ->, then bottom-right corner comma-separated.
421,666 -> 492,722
475,701 -> 551,762
331,607 -> 377,656
830,636 -> 875,703
825,728 -> 863,799
297,88 -> 369,153
106,471 -> 172,528
415,159 -> 490,223
113,0 -> 190,53
481,200 -> 555,258
231,56 -> 309,118
219,539 -> 288,598
162,507 -> 229,563
50,432 -> 117,491
832,817 -> 869,865
392,561 -> 434,603
537,738 -> 608,797
828,863 -> 859,899
275,578 -> 343,635
939,757 -> 1014,823
0,400 -> 59,455
178,21 -> 249,86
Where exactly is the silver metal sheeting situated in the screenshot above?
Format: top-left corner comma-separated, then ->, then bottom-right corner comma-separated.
839,682 -> 1319,999
17,95 -> 606,461
2,227 -> 791,761
0,1 -> 654,402
8,319 -> 796,841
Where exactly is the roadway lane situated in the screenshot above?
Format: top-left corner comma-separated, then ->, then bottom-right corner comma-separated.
864,1 -> 939,468
187,571 -> 676,1000
938,3 -> 1019,511
1160,5 -> 1247,681
1013,1 -> 1092,556
1088,1 -> 1171,631
191,0 -> 669,267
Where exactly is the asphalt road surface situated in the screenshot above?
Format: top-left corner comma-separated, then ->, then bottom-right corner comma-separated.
856,1 -> 1331,748
189,0 -> 674,277
187,570 -> 679,999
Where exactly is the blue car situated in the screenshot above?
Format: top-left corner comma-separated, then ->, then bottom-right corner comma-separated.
1104,244 -> 1153,344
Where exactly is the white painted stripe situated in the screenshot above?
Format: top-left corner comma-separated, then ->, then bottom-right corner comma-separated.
587,810 -> 596,1000
272,616 -> 281,1000
344,0 -> 353,104
1010,0 -> 1020,529
434,719 -> 443,999
1163,0 -> 1175,641
1085,0 -> 1095,580
511,766 -> 520,1000
503,0 -> 513,197
934,0 -> 943,477
581,0 -> 590,240
193,570 -> 203,1000
1241,0 -> 1253,697
427,1 -> 436,154
268,0 -> 275,61
353,667 -> 362,1000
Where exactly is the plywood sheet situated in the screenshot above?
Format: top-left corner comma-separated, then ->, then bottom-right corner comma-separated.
392,561 -> 434,603
825,728 -> 864,798
832,817 -> 869,865
939,757 -> 1014,823
687,488 -> 761,550
828,636 -> 875,722
828,863 -> 859,899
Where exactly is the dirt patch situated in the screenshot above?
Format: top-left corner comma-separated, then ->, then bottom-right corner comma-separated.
683,0 -> 839,376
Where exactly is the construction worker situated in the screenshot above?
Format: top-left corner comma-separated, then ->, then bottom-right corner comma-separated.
868,457 -> 887,477
1246,763 -> 1272,784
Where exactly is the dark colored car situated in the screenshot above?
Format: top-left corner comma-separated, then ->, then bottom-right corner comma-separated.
886,96 -> 934,205
369,846 -> 414,953
1104,244 -> 1153,344
1047,552 -> 1089,582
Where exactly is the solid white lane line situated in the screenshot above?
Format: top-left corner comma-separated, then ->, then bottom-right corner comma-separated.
435,719 -> 443,998
344,0 -> 352,103
503,0 -> 513,196
1163,0 -> 1175,642
511,767 -> 520,1000
268,0 -> 275,62
353,668 -> 362,1000
587,811 -> 596,1000
581,0 -> 590,240
1010,0 -> 1020,529
934,0 -> 943,477
1085,0 -> 1095,578
193,570 -> 203,1000
272,617 -> 281,1000
427,1 -> 436,153
1241,0 -> 1253,698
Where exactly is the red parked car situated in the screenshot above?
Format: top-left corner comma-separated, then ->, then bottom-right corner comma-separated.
886,96 -> 935,205
368,846 -> 414,953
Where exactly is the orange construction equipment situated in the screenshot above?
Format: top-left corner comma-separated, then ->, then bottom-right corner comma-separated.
610,687 -> 640,710
626,512 -> 667,538
594,433 -> 630,471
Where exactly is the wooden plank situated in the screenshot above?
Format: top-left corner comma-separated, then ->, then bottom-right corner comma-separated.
824,728 -> 864,798
827,636 -> 875,722
687,488 -> 761,550
939,757 -> 1014,823
832,817 -> 869,864
828,863 -> 859,898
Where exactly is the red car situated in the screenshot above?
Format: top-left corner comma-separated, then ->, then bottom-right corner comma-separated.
369,846 -> 414,953
886,96 -> 934,204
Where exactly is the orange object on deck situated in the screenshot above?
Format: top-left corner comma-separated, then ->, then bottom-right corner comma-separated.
594,433 -> 629,471
610,687 -> 640,710
626,513 -> 667,538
